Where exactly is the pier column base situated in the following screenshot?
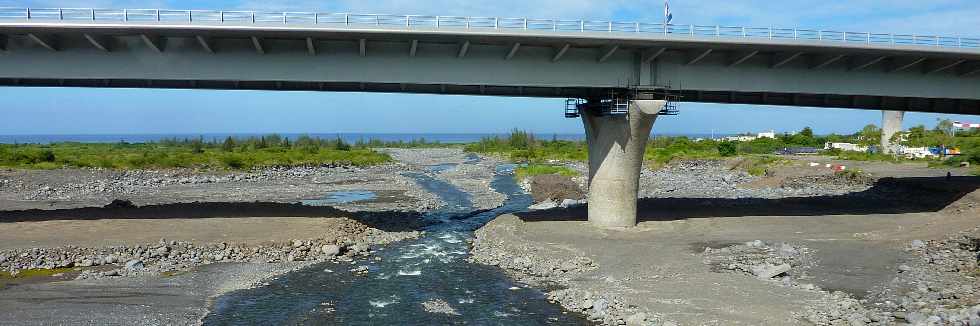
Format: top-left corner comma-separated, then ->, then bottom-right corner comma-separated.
581,100 -> 665,228
881,110 -> 905,154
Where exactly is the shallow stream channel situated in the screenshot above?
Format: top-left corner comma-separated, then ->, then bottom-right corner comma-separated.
203,162 -> 591,325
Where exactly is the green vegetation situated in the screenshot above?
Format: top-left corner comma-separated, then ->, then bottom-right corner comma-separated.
823,149 -> 903,163
514,164 -> 579,180
0,267 -> 76,279
644,137 -> 723,167
464,130 -> 588,162
0,135 -> 398,170
730,156 -> 789,176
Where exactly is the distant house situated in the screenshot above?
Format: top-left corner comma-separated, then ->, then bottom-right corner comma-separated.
757,130 -> 776,139
824,142 -> 868,152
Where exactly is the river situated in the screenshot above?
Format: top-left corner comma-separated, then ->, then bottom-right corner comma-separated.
202,161 -> 591,325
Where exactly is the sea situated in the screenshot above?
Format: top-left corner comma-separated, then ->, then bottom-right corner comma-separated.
0,133 -> 725,144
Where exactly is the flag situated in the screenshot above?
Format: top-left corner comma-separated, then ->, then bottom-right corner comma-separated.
664,1 -> 673,24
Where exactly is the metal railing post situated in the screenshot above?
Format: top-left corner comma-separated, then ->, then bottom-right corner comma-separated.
635,22 -> 639,33
523,18 -> 527,30
59,8 -> 63,20
494,17 -> 498,29
25,8 -> 29,19
405,15 -> 410,27
221,11 -> 224,22
867,32 -> 871,44
794,28 -> 798,39
469,17 -> 473,29
689,24 -> 693,36
552,19 -> 556,31
91,8 -> 95,20
123,9 -> 127,21
345,13 -> 349,26
580,20 -> 584,32
769,27 -> 773,39
188,10 -> 192,22
818,30 -> 822,40
436,16 -> 440,27
608,21 -> 612,32
251,11 -> 255,23
156,9 -> 160,21
284,12 -> 288,24
741,26 -> 746,37
375,15 -> 379,26
715,25 -> 719,36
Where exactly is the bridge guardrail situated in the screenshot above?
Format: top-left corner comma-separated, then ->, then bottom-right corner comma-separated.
1,7 -> 978,51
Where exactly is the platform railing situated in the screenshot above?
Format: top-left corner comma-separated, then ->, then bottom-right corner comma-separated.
2,7 -> 978,50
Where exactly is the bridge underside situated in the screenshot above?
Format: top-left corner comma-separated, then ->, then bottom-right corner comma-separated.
2,19 -> 980,228
1,78 -> 978,115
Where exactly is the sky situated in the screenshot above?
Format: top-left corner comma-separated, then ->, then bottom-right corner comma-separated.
1,0 -> 979,136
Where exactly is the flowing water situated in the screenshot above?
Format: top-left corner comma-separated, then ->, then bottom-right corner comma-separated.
203,162 -> 590,325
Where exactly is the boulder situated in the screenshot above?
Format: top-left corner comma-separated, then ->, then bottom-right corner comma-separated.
751,263 -> 791,279
529,200 -> 559,211
320,244 -> 341,256
124,259 -> 144,271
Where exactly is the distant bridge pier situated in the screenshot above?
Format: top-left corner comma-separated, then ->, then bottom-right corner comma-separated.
581,100 -> 666,228
881,110 -> 905,154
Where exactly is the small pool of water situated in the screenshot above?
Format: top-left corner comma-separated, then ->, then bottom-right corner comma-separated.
302,191 -> 377,206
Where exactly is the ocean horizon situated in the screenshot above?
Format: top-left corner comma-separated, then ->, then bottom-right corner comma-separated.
0,132 -> 732,144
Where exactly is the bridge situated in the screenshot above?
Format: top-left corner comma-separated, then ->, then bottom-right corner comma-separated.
1,7 -> 979,228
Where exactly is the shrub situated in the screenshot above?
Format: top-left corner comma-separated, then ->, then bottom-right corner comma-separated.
718,141 -> 737,157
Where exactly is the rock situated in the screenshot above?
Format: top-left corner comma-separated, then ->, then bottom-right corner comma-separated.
559,198 -> 585,208
898,264 -> 912,272
746,240 -> 765,248
124,259 -> 144,271
910,240 -> 926,249
101,270 -> 120,277
77,259 -> 94,267
292,240 -> 304,247
103,255 -> 118,264
103,199 -> 136,209
625,312 -> 648,326
529,200 -> 559,210
751,263 -> 791,279
320,244 -> 341,256
777,243 -> 799,258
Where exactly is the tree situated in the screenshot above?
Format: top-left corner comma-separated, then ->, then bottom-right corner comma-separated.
935,118 -> 955,137
856,124 -> 881,147
717,141 -> 738,157
221,137 -> 236,152
799,127 -> 814,139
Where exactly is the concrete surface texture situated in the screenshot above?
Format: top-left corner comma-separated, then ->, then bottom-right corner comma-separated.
880,110 -> 906,154
581,100 -> 664,227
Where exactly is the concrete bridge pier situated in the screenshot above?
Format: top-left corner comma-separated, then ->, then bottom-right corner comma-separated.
881,110 -> 905,154
581,100 -> 666,228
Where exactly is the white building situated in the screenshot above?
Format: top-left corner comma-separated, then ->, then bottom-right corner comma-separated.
825,142 -> 868,152
757,130 -> 776,139
899,147 -> 937,159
